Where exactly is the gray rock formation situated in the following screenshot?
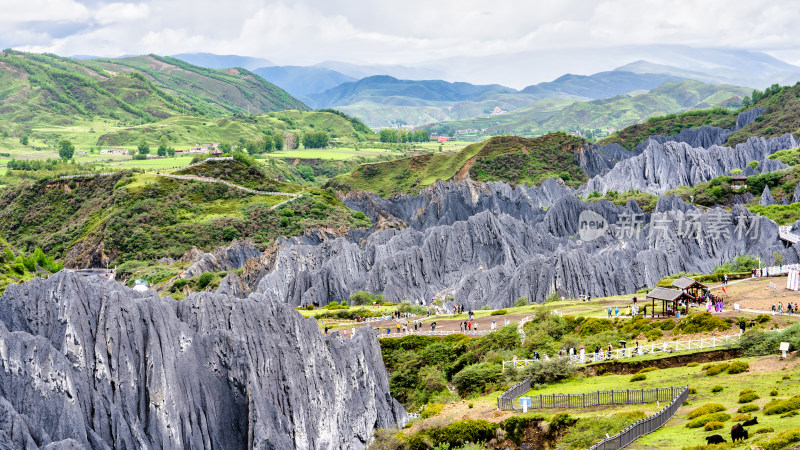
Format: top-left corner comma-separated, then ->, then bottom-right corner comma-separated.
247,180 -> 799,309
579,107 -> 769,179
793,183 -> 800,204
761,186 -> 776,206
0,272 -> 404,449
579,143 -> 640,178
182,238 -> 261,278
733,107 -> 766,131
584,134 -> 796,195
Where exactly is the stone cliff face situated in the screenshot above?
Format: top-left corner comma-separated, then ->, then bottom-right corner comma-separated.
182,238 -> 262,278
0,272 -> 404,449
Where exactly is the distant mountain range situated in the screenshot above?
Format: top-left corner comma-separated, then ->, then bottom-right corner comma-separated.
165,47 -> 800,130
253,66 -> 356,99
170,52 -> 274,70
428,81 -> 751,138
519,71 -> 686,98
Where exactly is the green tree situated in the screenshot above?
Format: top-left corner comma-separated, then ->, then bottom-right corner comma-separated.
379,128 -> 398,143
167,147 -> 175,157
137,139 -> 150,155
398,129 -> 408,143
245,140 -> 259,155
302,131 -> 329,149
273,134 -> 284,150
58,139 -> 75,160
742,96 -> 752,109
157,136 -> 168,157
219,143 -> 232,153
19,135 -> 28,145
262,137 -> 274,152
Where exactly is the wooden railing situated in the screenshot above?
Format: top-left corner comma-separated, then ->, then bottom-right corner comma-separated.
498,386 -> 682,412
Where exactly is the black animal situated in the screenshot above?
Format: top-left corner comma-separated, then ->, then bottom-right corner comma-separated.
705,434 -> 726,444
731,423 -> 749,442
742,416 -> 758,426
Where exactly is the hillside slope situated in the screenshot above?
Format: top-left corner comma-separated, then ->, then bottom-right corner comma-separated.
0,50 -> 306,133
0,161 -> 370,267
326,133 -> 587,197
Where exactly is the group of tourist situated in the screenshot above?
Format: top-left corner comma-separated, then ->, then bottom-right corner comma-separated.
459,320 -> 478,331
773,302 -> 799,314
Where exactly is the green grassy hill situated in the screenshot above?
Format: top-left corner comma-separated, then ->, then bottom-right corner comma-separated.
326,133 -> 587,197
429,81 -> 750,141
0,50 -> 307,135
600,82 -> 800,150
0,160 -> 370,267
727,82 -> 800,145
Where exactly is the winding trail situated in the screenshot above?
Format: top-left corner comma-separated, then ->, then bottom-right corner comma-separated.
154,173 -> 303,210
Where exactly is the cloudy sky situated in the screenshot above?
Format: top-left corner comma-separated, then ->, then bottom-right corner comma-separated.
2,0 -> 800,69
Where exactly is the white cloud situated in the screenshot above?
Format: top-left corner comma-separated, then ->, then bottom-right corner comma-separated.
93,2 -> 150,25
4,0 -> 800,71
0,0 -> 89,22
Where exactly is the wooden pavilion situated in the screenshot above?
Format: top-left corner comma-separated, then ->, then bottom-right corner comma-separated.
645,287 -> 695,317
731,174 -> 748,189
671,276 -> 708,299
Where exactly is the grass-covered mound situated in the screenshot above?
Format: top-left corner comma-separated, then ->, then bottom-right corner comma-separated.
175,156 -> 303,193
326,133 -> 587,197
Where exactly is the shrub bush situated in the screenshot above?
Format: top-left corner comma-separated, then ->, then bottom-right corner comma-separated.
688,387 -> 697,394
491,309 -> 508,316
687,403 -> 726,419
705,363 -> 729,376
711,385 -> 724,393
522,356 -> 576,386
196,272 -> 214,290
452,363 -> 501,397
782,411 -> 799,418
771,389 -> 779,396
764,395 -> 800,415
704,421 -> 725,431
420,403 -> 444,419
514,297 -> 529,307
739,392 -> 760,403
754,427 -> 774,434
419,419 -> 497,450
686,362 -> 699,367
738,404 -> 759,413
727,361 -> 749,374
732,413 -> 752,421
762,427 -> 800,450
637,367 -> 657,374
630,374 -> 646,382
685,412 -> 731,428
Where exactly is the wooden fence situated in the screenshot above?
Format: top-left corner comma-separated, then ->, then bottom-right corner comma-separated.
589,386 -> 689,450
503,334 -> 740,372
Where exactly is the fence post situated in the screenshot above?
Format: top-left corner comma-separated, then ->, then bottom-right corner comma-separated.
627,389 -> 630,404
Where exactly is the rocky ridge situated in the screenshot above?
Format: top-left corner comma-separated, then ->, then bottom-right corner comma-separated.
0,272 -> 404,449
